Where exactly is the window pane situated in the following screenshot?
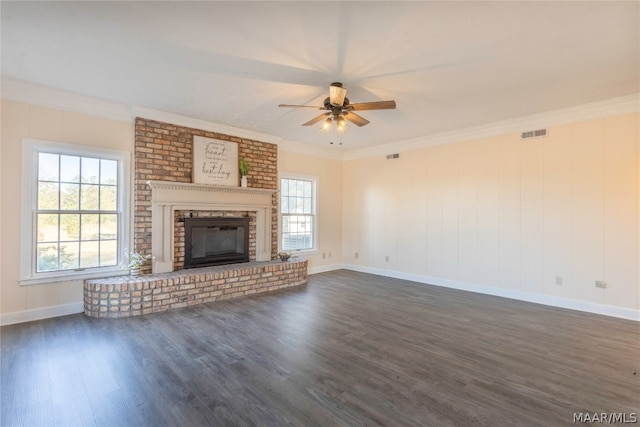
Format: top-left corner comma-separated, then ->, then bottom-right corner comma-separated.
100,185 -> 117,211
59,214 -> 80,241
38,153 -> 59,181
81,214 -> 100,240
38,182 -> 59,210
37,243 -> 59,272
80,241 -> 99,268
100,240 -> 117,266
80,184 -> 99,210
60,155 -> 80,183
100,214 -> 118,240
280,177 -> 315,251
37,214 -> 59,242
100,159 -> 117,185
282,214 -> 313,250
59,242 -> 79,270
289,215 -> 299,233
31,149 -> 123,275
60,183 -> 80,210
81,157 -> 100,184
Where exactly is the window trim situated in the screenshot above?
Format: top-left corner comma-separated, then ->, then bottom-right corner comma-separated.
278,172 -> 319,254
20,138 -> 131,285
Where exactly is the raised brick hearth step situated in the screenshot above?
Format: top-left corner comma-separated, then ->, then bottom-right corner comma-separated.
84,258 -> 307,318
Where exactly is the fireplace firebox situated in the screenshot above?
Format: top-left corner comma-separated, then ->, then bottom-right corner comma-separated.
184,217 -> 249,268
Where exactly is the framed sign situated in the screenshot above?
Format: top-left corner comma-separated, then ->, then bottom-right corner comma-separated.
192,136 -> 238,186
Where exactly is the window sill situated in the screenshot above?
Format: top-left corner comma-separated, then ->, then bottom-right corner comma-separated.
19,268 -> 129,286
281,249 -> 318,256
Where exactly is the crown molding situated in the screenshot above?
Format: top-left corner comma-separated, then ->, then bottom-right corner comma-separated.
132,107 -> 344,160
0,77 -> 133,122
343,94 -> 640,160
130,105 -> 283,145
4,77 -> 636,162
276,138 -> 345,161
0,77 -> 286,146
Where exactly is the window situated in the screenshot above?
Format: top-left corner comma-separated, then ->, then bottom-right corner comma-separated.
280,174 -> 317,252
21,139 -> 129,284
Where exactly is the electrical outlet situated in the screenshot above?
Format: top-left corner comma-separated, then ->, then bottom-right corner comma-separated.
596,280 -> 607,289
385,255 -> 390,262
355,252 -> 359,259
322,252 -> 326,259
555,276 -> 563,286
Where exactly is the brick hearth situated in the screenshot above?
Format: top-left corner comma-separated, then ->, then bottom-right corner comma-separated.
84,258 -> 307,318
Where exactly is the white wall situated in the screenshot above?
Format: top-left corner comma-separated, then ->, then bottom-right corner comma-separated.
343,113 -> 639,319
0,96 -> 343,323
278,150 -> 343,273
0,100 -> 133,324
1,93 -> 637,323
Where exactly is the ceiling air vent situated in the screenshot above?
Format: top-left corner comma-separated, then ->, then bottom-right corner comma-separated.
521,128 -> 548,139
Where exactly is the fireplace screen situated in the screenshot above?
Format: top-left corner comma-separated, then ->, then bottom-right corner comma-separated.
184,217 -> 249,268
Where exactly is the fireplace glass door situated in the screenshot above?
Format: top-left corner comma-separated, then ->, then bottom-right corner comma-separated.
184,217 -> 249,268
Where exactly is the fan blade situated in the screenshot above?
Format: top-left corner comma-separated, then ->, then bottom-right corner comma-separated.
302,113 -> 330,126
344,112 -> 370,127
278,104 -> 325,109
329,83 -> 347,107
348,100 -> 396,111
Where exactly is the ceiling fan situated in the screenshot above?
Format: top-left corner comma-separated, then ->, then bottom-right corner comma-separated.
278,82 -> 396,131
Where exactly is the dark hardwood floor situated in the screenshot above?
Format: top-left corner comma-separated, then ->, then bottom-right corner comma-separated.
2,270 -> 639,426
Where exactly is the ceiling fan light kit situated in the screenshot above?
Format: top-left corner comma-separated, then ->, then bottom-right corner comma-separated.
279,82 -> 396,143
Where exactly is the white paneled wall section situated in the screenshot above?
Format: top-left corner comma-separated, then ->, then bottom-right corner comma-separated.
343,113 -> 639,317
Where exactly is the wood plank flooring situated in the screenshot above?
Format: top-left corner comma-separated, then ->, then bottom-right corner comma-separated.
2,270 -> 639,426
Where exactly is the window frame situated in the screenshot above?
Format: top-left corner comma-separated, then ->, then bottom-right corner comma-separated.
20,138 -> 130,285
279,173 -> 319,254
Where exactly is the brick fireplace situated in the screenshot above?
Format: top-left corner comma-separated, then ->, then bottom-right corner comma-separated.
134,118 -> 279,272
82,118 -> 308,319
146,180 -> 275,274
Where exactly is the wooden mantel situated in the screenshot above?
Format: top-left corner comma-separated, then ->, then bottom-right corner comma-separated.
146,180 -> 276,274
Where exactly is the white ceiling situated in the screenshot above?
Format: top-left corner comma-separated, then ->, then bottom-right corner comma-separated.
2,1 -> 638,151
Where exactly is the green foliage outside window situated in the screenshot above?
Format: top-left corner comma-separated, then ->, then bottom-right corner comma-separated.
35,152 -> 119,272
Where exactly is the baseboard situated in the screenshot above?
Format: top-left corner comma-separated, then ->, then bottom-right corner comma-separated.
308,263 -> 345,275
4,266 -> 636,324
343,264 -> 640,322
0,302 -> 84,326
1,263 -> 337,325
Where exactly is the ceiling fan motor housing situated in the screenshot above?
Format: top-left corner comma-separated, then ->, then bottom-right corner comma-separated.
324,97 -> 350,113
